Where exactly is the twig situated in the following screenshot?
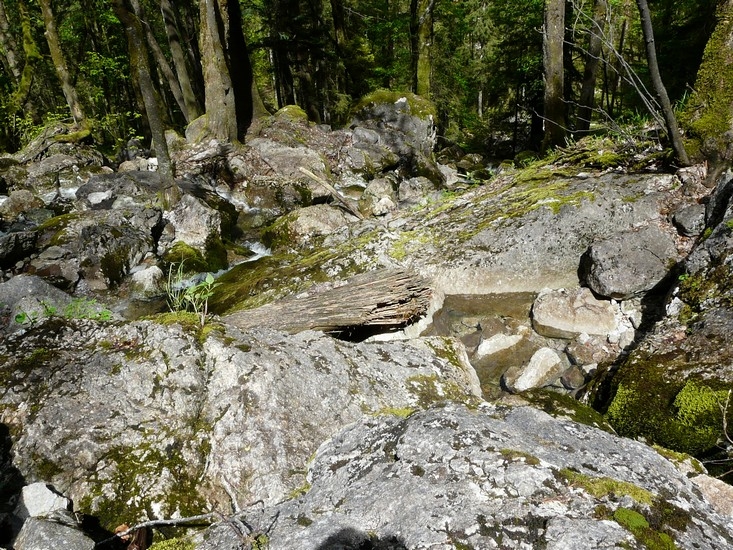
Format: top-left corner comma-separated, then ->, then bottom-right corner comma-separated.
298,167 -> 364,220
94,513 -> 217,547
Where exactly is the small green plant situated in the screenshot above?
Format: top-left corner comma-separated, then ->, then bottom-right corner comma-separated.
165,263 -> 220,327
13,298 -> 111,326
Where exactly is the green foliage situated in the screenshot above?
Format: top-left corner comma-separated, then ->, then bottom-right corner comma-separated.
165,263 -> 221,327
14,298 -> 112,327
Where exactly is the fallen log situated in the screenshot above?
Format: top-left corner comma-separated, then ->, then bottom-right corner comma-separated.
223,268 -> 432,335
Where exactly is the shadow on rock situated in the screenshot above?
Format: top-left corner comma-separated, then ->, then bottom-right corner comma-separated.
315,527 -> 407,550
0,423 -> 26,545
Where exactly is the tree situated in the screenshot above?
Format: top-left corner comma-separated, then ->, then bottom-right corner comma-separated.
575,0 -> 607,134
635,0 -> 689,165
159,0 -> 202,123
0,0 -> 21,85
410,0 -> 436,97
198,0 -> 258,141
38,0 -> 86,125
112,0 -> 178,206
684,0 -> 733,162
542,0 -> 567,151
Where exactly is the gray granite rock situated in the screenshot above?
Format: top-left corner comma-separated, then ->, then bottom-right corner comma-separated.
199,403 -> 733,549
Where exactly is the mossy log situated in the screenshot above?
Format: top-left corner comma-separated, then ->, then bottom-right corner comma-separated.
224,268 -> 432,334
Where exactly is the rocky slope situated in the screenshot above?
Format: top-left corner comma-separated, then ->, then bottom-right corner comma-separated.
1,96 -> 733,548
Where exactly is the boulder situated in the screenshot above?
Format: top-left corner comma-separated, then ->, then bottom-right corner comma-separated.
15,483 -> 70,521
13,517 -> 94,550
0,190 -> 44,221
594,170 -> 733,462
0,274 -> 75,333
0,320 -> 481,530
0,230 -> 37,270
200,403 -> 733,549
263,204 -> 358,251
673,202 -> 707,237
359,177 -> 397,217
580,224 -> 681,299
531,287 -> 619,339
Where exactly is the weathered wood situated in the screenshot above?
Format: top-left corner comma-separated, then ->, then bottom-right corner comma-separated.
224,268 -> 432,334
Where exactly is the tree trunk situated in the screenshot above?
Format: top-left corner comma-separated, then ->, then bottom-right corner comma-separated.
129,0 -> 186,122
39,0 -> 86,125
685,0 -> 733,162
223,269 -> 432,335
11,0 -> 42,117
605,17 -> 626,117
410,0 -> 436,97
542,0 -> 567,151
159,0 -> 202,122
635,0 -> 689,166
112,0 -> 178,205
0,0 -> 21,84
576,0 -> 607,134
199,0 -> 255,141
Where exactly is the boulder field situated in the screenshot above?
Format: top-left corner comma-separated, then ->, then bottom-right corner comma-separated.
2,97 -> 733,548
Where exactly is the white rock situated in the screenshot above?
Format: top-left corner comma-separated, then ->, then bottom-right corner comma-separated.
503,347 -> 566,392
15,482 -> 70,521
475,333 -> 524,361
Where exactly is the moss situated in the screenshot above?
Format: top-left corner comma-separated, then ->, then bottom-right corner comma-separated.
163,242 -> 209,273
35,212 -> 80,246
681,3 -> 733,161
604,357 -> 731,456
353,89 -> 437,119
101,247 -> 130,287
523,390 -> 615,433
560,469 -> 654,505
613,507 -> 678,550
287,482 -> 311,500
372,407 -> 416,418
53,127 -> 91,143
204,235 -> 228,272
296,514 -> 313,527
261,212 -> 298,252
275,105 -> 309,122
388,229 -> 433,261
78,439 -> 209,531
149,311 -> 202,330
499,449 -> 541,466
405,374 -> 475,409
652,445 -> 706,475
149,538 -> 195,550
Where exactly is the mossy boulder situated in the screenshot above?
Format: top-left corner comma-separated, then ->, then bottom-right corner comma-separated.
601,354 -> 731,456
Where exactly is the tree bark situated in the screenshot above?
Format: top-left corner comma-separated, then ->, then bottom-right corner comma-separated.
635,0 -> 689,166
0,0 -> 21,84
10,0 -> 43,120
129,0 -> 186,121
542,0 -> 567,151
223,269 -> 432,335
112,0 -> 178,206
199,0 -> 255,141
576,0 -> 607,134
410,0 -> 436,97
39,0 -> 86,124
160,0 -> 202,122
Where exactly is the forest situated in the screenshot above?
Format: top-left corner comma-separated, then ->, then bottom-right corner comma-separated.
0,0 -> 725,163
